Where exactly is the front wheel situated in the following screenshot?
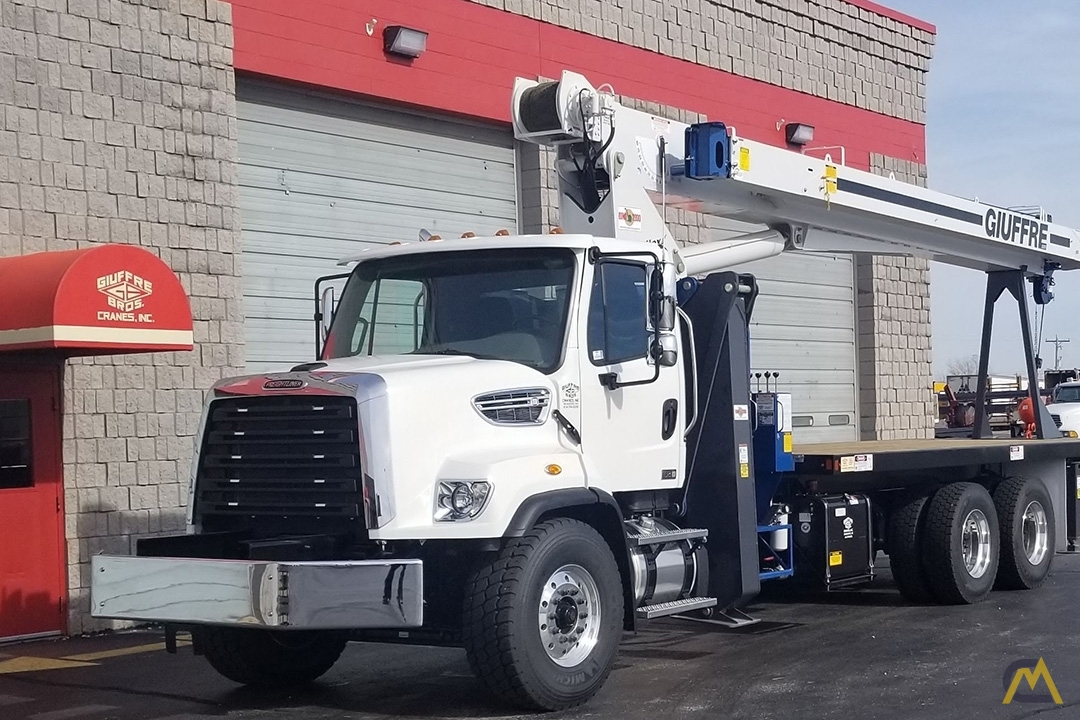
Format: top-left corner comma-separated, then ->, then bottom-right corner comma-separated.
462,518 -> 624,711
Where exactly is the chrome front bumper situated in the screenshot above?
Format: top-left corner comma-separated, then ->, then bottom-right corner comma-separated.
91,556 -> 423,629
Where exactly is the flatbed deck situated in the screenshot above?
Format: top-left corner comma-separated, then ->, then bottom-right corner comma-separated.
793,437 -> 1080,480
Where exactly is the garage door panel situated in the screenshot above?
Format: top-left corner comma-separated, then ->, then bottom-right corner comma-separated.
241,189 -> 514,246
749,325 -> 852,344
749,297 -> 854,329
240,134 -> 518,201
241,99 -> 514,163
239,83 -> 517,373
754,277 -> 853,302
240,165 -> 517,225
243,231 -> 380,264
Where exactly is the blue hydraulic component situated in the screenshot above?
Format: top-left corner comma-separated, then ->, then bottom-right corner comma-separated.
752,391 -> 796,582
684,122 -> 731,180
676,276 -> 700,306
752,392 -> 795,522
758,524 -> 794,581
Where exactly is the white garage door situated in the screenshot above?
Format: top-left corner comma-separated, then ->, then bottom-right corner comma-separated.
722,222 -> 857,443
237,82 -> 518,372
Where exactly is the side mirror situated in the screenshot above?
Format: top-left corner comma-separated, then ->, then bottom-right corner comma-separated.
653,332 -> 678,367
649,265 -> 676,332
319,285 -> 336,341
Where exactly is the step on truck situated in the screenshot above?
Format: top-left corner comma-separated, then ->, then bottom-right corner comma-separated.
90,71 -> 1080,711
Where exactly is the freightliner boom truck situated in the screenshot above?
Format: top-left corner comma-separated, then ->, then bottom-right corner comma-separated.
91,71 -> 1080,711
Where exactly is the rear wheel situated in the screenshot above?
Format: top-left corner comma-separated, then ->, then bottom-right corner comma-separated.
462,518 -> 624,711
201,627 -> 347,687
922,482 -> 999,604
886,492 -> 935,603
993,476 -> 1055,590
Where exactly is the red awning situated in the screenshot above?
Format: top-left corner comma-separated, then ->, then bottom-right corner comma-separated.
0,244 -> 193,355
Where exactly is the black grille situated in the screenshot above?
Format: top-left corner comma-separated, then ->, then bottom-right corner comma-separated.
195,395 -> 364,525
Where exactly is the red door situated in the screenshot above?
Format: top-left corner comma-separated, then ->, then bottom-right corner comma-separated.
0,366 -> 65,639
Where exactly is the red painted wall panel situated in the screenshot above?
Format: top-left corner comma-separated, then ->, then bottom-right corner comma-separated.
228,0 -> 928,170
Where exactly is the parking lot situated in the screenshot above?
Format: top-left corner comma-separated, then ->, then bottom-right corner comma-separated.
1,555 -> 1078,720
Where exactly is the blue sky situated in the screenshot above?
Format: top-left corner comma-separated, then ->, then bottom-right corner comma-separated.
880,0 -> 1080,377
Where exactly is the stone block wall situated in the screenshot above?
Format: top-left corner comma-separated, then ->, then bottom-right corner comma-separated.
856,153 -> 934,440
0,0 -> 242,633
471,0 -> 935,122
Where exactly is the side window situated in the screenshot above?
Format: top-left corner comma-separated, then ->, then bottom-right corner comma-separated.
587,262 -> 649,365
0,399 -> 32,489
352,279 -> 427,355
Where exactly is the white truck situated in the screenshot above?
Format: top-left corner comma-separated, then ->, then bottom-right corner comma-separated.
90,71 -> 1080,711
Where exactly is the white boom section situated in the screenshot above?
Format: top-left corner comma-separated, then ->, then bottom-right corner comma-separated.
511,71 -> 1080,276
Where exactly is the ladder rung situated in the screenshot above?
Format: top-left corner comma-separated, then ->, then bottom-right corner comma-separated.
636,596 -> 717,619
631,528 -> 708,546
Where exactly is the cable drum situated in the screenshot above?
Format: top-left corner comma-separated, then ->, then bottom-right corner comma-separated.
517,81 -> 564,134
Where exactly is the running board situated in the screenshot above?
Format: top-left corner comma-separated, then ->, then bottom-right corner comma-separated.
630,528 -> 708,546
636,596 -> 717,619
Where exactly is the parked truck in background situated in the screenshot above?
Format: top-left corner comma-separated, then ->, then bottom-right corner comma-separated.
89,72 -> 1080,711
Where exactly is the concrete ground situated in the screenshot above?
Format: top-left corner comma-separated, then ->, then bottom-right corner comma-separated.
3,555 -> 1080,720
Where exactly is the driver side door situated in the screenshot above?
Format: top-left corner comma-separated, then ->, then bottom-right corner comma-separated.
578,259 -> 684,492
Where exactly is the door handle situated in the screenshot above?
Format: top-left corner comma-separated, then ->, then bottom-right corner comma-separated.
662,398 -> 678,440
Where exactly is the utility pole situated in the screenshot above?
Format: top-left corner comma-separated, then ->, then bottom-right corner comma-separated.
1045,336 -> 1070,370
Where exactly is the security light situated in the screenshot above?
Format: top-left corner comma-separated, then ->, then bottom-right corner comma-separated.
383,25 -> 428,58
785,122 -> 815,146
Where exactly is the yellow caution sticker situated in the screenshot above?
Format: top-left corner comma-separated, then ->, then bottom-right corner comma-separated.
824,164 -> 838,196
783,432 -> 793,453
829,550 -> 843,567
739,146 -> 751,172
740,462 -> 749,478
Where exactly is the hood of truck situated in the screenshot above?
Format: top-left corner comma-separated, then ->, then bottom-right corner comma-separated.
211,354 -> 554,400
197,354 -> 573,541
1046,402 -> 1080,430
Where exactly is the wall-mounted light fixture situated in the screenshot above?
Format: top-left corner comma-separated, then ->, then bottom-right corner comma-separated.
784,122 -> 815,146
383,25 -> 428,58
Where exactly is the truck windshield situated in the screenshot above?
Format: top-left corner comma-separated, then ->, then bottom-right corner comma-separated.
1054,386 -> 1080,403
323,248 -> 576,372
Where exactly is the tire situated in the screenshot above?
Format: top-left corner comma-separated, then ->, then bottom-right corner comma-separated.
993,476 -> 1055,590
886,493 -> 935,603
201,627 -> 347,687
922,482 -> 1000,604
462,518 -> 624,711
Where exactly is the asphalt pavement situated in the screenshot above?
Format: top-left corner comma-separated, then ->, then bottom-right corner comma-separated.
3,554 -> 1080,720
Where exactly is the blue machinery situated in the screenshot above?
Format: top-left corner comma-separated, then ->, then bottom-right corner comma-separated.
752,390 -> 796,582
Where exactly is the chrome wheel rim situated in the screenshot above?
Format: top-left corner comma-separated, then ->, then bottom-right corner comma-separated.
1022,500 -> 1049,566
961,508 -> 992,579
537,564 -> 601,667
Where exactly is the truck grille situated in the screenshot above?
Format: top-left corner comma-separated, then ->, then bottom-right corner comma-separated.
1052,414 -> 1062,427
195,395 -> 364,524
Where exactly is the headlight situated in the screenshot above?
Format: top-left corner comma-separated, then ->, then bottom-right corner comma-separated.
435,481 -> 492,522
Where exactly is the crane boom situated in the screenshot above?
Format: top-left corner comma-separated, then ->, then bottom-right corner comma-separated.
511,71 -> 1080,283
512,69 -> 1075,439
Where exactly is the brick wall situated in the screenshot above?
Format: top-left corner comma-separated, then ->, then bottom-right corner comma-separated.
470,0 -> 935,123
0,0 -> 242,633
856,153 -> 934,440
